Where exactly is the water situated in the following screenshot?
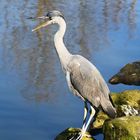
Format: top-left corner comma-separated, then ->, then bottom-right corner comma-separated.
0,0 -> 140,140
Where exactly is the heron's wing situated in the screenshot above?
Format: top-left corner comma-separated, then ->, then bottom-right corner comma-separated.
68,55 -> 110,107
66,71 -> 85,100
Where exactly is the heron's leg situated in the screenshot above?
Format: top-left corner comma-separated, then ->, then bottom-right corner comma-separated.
83,105 -> 95,132
82,101 -> 88,129
69,101 -> 88,140
75,105 -> 95,140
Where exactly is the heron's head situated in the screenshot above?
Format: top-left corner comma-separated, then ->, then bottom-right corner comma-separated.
32,10 -> 65,32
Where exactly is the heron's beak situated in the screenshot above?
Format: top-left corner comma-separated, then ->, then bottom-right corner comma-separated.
32,16 -> 51,32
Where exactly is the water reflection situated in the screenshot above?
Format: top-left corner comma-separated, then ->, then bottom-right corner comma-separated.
0,0 -> 138,102
128,0 -> 137,36
0,0 -> 140,140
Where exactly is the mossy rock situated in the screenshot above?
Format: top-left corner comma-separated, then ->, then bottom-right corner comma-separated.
111,90 -> 140,108
109,61 -> 140,85
103,116 -> 140,140
112,90 -> 140,116
92,90 -> 140,129
55,90 -> 140,140
55,128 -> 94,140
92,111 -> 109,129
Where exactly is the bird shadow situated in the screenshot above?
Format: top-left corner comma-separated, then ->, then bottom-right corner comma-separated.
89,128 -> 102,136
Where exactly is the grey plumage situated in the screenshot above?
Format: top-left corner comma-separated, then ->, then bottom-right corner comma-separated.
66,55 -> 116,118
32,10 -> 116,140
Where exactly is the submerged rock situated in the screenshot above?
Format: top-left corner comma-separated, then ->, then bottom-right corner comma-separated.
109,61 -> 140,85
55,128 -> 94,140
103,116 -> 140,140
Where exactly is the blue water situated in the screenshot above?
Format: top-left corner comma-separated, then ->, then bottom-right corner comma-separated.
0,0 -> 140,140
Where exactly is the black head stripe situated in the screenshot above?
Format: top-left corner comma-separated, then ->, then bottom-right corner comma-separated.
46,10 -> 65,20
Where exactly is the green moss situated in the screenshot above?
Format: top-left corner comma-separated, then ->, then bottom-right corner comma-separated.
103,116 -> 140,140
55,128 -> 94,140
112,90 -> 140,117
55,90 -> 140,140
112,90 -> 140,108
92,111 -> 109,129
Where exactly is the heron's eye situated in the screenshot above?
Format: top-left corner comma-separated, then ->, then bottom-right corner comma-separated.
49,17 -> 52,20
46,13 -> 52,20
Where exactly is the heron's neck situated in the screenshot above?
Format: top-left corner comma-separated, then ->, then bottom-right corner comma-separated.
54,19 -> 71,69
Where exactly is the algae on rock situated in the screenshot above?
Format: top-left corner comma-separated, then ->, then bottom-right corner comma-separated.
103,116 -> 140,140
92,111 -> 109,129
112,90 -> 140,116
111,90 -> 140,108
55,128 -> 94,140
55,90 -> 140,140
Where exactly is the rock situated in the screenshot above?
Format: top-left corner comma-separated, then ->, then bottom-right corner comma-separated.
91,111 -> 109,129
112,90 -> 140,117
103,116 -> 140,140
55,128 -> 94,140
92,90 -> 140,129
55,90 -> 140,140
109,61 -> 140,85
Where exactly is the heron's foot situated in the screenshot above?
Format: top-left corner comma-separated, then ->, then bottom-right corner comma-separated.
69,132 -> 80,140
69,131 -> 91,140
75,131 -> 85,140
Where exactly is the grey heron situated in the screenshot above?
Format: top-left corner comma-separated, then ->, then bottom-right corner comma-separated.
32,10 -> 116,140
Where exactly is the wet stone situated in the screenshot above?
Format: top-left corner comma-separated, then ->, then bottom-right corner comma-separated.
92,90 -> 140,130
55,128 -> 95,140
109,61 -> 140,86
55,90 -> 140,140
103,116 -> 140,140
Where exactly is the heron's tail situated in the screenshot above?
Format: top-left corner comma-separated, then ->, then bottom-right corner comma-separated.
101,96 -> 116,118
